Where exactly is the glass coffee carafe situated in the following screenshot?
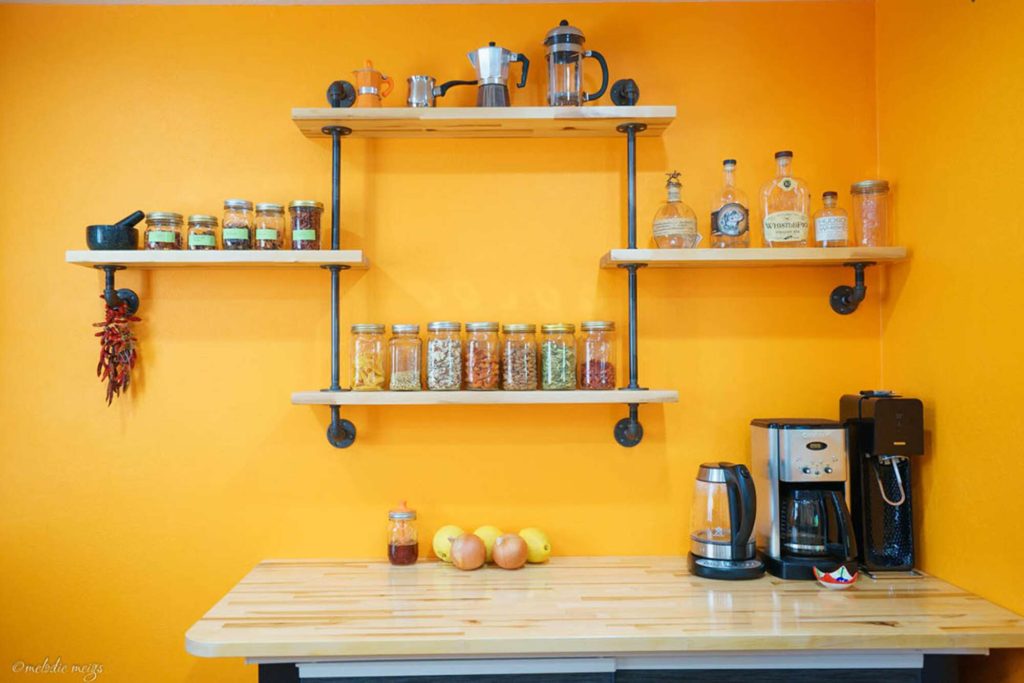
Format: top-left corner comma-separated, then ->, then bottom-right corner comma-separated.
783,489 -> 856,558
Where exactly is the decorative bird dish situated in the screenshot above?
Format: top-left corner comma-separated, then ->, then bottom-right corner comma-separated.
813,566 -> 859,590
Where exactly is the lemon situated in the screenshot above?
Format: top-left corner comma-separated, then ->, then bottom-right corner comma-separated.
473,525 -> 503,563
432,525 -> 464,562
518,527 -> 552,563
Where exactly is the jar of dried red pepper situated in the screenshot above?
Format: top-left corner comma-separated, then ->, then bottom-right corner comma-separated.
464,322 -> 500,390
578,321 -> 616,390
145,212 -> 183,250
289,200 -> 323,250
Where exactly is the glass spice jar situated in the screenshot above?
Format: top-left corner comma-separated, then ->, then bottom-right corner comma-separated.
541,323 -> 576,390
464,322 -> 500,390
186,214 -> 218,250
502,324 -> 538,391
144,212 -> 183,250
351,323 -> 386,391
389,324 -> 422,391
254,203 -> 284,250
222,199 -> 253,250
387,501 -> 418,566
426,321 -> 462,391
851,180 -> 891,246
290,200 -> 323,250
578,321 -> 616,390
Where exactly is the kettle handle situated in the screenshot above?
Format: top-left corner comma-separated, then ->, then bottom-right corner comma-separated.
434,79 -> 477,99
582,50 -> 609,103
514,53 -> 530,88
380,74 -> 394,99
723,464 -> 757,558
826,489 -> 858,561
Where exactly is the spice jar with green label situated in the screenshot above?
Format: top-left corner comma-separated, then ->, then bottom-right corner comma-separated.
222,199 -> 253,250
502,323 -> 538,390
187,214 -> 218,250
145,212 -> 183,250
541,323 -> 576,390
426,321 -> 462,391
351,324 -> 386,391
464,322 -> 500,390
290,200 -> 323,250
254,203 -> 284,250
389,324 -> 422,391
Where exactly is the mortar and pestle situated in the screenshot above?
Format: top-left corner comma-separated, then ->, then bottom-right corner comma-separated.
85,210 -> 145,250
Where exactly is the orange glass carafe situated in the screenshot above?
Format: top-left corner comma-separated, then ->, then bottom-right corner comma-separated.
353,60 -> 393,108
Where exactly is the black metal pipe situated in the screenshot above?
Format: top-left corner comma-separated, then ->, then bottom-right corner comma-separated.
626,126 -> 637,249
627,265 -> 639,389
329,128 -> 343,391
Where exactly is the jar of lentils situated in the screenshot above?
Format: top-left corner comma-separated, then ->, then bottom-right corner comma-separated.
145,212 -> 183,250
541,323 -> 576,390
351,324 -> 386,391
186,214 -> 217,250
464,322 -> 500,390
290,200 -> 323,250
254,203 -> 284,250
426,321 -> 462,391
502,323 -> 538,390
222,199 -> 253,249
578,321 -> 616,390
389,324 -> 422,391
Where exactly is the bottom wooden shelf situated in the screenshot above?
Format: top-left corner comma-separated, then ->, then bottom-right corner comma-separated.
291,389 -> 678,406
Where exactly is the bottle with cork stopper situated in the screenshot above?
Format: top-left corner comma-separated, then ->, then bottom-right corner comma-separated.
387,501 -> 419,566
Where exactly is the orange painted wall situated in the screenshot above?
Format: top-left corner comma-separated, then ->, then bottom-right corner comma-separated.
0,1 -> 889,681
876,0 -> 1024,679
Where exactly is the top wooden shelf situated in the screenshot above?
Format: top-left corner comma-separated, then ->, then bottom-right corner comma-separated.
66,250 -> 369,269
291,106 -> 676,139
600,246 -> 908,269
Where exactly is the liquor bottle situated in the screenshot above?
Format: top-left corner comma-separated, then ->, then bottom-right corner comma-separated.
710,159 -> 750,248
813,191 -> 849,247
652,171 -> 700,249
760,151 -> 810,247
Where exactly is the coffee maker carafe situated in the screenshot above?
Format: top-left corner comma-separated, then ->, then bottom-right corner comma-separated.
751,419 -> 858,580
688,462 -> 766,580
543,20 -> 609,106
467,42 -> 529,107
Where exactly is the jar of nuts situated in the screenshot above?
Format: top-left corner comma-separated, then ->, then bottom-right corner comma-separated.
145,212 -> 183,250
186,214 -> 218,250
578,321 -> 616,390
351,324 -> 386,391
389,324 -> 422,391
254,203 -> 284,250
222,199 -> 253,250
541,323 -> 576,390
501,323 -> 538,391
290,200 -> 323,250
464,322 -> 500,390
426,321 -> 462,391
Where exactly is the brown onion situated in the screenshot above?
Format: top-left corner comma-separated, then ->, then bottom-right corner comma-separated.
492,534 -> 528,570
450,533 -> 486,571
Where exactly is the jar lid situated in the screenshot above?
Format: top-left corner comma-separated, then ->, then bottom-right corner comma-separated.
723,158 -> 737,167
466,322 -> 499,332
544,19 -> 585,47
581,320 -> 615,331
289,200 -> 324,210
503,323 -> 536,333
428,321 -> 461,331
146,211 -> 183,223
187,214 -> 218,224
351,323 -> 385,334
542,323 -> 576,333
822,191 -> 838,199
392,323 -> 420,334
775,150 -> 794,159
224,199 -> 253,210
851,179 -> 890,194
388,500 -> 416,520
255,202 -> 284,212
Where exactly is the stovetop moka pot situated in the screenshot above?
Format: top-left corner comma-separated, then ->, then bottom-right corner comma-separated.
467,41 -> 529,107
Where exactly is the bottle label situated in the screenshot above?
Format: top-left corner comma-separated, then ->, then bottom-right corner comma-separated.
712,203 -> 749,237
815,215 -> 848,242
293,229 -> 317,241
189,233 -> 216,248
256,228 -> 279,241
764,211 -> 809,242
653,217 -> 698,239
223,227 -> 250,241
147,230 -> 176,244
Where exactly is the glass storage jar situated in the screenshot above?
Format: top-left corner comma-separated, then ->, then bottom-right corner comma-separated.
351,323 -> 386,391
186,214 -> 218,250
541,323 -> 576,390
145,212 -> 183,250
290,200 -> 323,250
387,501 -> 418,566
578,321 -> 616,390
851,180 -> 891,246
254,203 -> 284,250
464,322 -> 500,390
222,199 -> 253,250
389,324 -> 422,391
426,321 -> 462,391
502,323 -> 538,391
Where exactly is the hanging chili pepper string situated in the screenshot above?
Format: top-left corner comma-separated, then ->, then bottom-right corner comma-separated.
93,296 -> 140,405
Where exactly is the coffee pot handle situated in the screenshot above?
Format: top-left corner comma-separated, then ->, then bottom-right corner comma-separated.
434,79 -> 477,99
724,464 -> 757,557
826,489 -> 858,560
582,50 -> 609,103
380,74 -> 394,98
514,53 -> 530,88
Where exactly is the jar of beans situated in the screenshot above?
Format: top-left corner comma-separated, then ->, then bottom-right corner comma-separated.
541,323 -> 576,390
578,321 -> 616,390
464,322 -> 500,390
426,321 -> 462,391
389,324 -> 422,391
502,323 -> 538,390
144,212 -> 183,250
254,203 -> 284,250
351,324 -> 386,391
290,200 -> 323,250
186,214 -> 217,250
222,199 -> 253,249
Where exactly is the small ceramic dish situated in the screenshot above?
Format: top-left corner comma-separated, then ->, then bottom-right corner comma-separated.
813,566 -> 859,590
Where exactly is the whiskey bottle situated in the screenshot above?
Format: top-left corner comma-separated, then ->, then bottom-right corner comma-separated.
760,151 -> 810,247
652,171 -> 700,249
710,159 -> 750,248
813,191 -> 849,247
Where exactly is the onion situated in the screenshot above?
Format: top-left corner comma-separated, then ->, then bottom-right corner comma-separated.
450,533 -> 486,571
492,534 -> 528,570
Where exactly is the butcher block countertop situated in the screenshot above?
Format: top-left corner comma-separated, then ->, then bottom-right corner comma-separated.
185,556 -> 1024,659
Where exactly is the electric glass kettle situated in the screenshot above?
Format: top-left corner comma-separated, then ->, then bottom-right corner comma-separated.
688,462 -> 765,580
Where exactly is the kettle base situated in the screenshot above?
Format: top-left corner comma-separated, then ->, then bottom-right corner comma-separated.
688,552 -> 765,581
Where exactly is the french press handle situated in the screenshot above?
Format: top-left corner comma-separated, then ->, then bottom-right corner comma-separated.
513,53 -> 530,89
582,50 -> 609,103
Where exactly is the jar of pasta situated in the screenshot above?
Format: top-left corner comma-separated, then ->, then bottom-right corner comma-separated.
578,321 -> 616,390
222,199 -> 253,250
254,203 -> 284,250
464,322 -> 500,390
389,324 -> 422,391
351,323 -> 385,391
502,324 -> 538,391
186,214 -> 217,250
145,212 -> 183,250
426,321 -> 462,391
290,200 -> 323,250
541,323 -> 576,390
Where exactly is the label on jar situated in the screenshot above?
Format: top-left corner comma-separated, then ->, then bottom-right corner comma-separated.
653,217 -> 698,239
764,211 -> 809,242
147,230 -> 176,244
815,215 -> 848,242
293,229 -> 317,241
712,203 -> 749,237
223,227 -> 250,241
255,228 -> 279,241
188,233 -> 216,248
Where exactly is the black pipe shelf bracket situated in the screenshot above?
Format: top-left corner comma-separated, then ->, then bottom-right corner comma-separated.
830,261 -> 876,315
97,264 -> 140,316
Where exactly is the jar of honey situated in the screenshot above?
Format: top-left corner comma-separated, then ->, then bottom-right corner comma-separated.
387,501 -> 418,566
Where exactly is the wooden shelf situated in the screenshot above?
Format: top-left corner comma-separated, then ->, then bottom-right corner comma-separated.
291,106 -> 675,139
600,246 -> 908,269
66,250 -> 369,269
292,389 -> 678,406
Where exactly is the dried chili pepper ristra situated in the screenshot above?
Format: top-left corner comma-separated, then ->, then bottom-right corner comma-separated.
93,296 -> 140,405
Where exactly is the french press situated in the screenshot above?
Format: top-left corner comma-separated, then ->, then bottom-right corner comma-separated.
543,20 -> 609,106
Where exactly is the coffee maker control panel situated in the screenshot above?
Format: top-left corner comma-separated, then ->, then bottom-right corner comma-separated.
779,428 -> 848,483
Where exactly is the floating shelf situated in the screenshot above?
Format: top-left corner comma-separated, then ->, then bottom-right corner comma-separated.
600,247 -> 908,269
292,106 -> 676,139
66,250 -> 369,269
292,389 -> 678,407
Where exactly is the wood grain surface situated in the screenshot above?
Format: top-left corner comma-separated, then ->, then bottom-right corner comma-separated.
599,247 -> 908,269
66,250 -> 369,269
291,390 -> 679,406
185,556 -> 1024,659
